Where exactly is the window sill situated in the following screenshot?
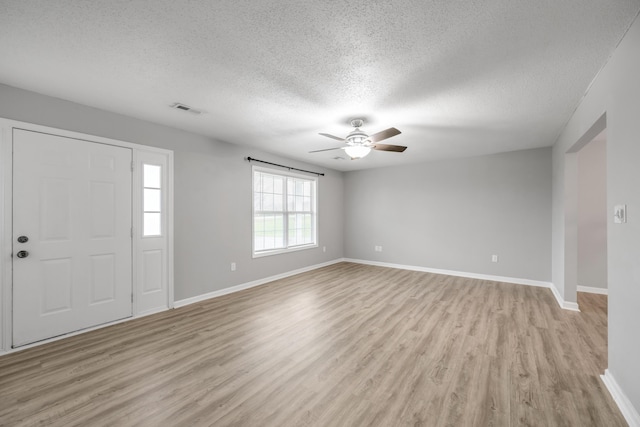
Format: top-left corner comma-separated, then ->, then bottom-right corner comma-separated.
252,243 -> 318,258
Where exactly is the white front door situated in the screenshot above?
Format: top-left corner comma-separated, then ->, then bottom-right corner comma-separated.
12,129 -> 133,347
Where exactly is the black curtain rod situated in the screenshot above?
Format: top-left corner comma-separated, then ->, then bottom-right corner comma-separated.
245,157 -> 325,176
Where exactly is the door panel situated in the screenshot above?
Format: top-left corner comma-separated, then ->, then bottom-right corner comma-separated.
41,258 -> 72,314
12,129 -> 133,347
90,254 -> 116,304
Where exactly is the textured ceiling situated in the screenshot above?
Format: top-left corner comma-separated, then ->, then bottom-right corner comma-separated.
1,1 -> 639,171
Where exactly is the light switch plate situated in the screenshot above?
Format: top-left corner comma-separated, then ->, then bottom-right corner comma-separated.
614,204 -> 627,224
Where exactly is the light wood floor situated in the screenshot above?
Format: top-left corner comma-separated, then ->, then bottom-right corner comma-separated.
0,263 -> 625,426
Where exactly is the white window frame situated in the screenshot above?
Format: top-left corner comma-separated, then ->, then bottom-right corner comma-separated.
252,166 -> 318,258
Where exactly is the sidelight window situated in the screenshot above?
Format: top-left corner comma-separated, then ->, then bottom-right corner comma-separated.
143,164 -> 162,236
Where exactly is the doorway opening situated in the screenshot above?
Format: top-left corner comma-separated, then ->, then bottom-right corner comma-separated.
564,113 -> 609,371
576,128 -> 609,327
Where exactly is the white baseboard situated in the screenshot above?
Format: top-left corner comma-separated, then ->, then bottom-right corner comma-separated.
343,258 -> 551,288
577,285 -> 608,295
549,282 -> 581,312
343,258 -> 551,287
601,369 -> 640,427
343,258 -> 582,312
174,258 -> 343,308
136,305 -> 171,318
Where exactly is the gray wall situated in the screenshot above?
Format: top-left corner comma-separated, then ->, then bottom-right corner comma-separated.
552,13 -> 640,415
0,84 -> 345,301
344,148 -> 552,282
577,137 -> 607,290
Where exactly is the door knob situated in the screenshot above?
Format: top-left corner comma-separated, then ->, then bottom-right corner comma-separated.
16,250 -> 29,258
17,236 -> 29,243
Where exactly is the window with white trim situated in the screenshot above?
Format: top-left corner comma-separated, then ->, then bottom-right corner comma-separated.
143,164 -> 162,236
252,166 -> 317,257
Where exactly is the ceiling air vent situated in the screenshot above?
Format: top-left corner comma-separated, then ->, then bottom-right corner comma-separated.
170,102 -> 203,115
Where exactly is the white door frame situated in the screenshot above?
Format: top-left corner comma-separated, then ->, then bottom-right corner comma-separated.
0,118 -> 174,354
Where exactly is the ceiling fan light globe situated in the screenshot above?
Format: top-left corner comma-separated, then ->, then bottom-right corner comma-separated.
344,146 -> 371,159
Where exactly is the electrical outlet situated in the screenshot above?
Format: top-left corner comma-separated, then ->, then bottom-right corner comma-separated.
614,204 -> 627,224
491,255 -> 499,263
322,246 -> 326,252
231,262 -> 236,271
374,246 -> 383,252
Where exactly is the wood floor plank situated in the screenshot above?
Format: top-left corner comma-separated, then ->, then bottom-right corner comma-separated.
0,263 -> 627,426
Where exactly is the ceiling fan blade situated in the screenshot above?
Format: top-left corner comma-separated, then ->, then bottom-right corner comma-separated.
309,147 -> 344,153
368,127 -> 401,143
319,133 -> 345,142
373,144 -> 407,152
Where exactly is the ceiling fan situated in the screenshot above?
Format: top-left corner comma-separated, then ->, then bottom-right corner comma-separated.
310,119 -> 406,159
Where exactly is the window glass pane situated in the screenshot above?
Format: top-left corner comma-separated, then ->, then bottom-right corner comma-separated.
254,215 -> 264,233
296,227 -> 302,245
296,180 -> 304,196
255,237 -> 264,251
144,188 -> 161,212
264,234 -> 274,250
254,172 -> 262,192
304,181 -> 311,197
288,222 -> 297,246
275,217 -> 284,234
255,214 -> 284,251
263,175 -> 273,193
274,176 -> 284,194
254,231 -> 265,251
274,194 -> 283,211
289,213 -> 305,247
295,196 -> 303,211
304,214 -> 312,243
275,215 -> 285,244
263,193 -> 274,211
144,213 -> 161,236
266,215 -> 274,236
303,196 -> 311,211
144,164 -> 161,189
